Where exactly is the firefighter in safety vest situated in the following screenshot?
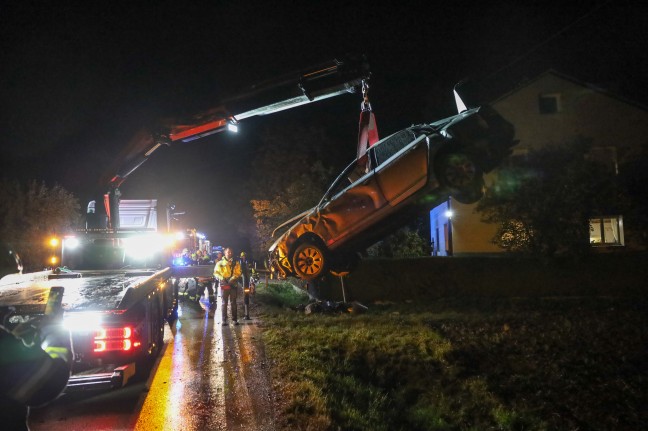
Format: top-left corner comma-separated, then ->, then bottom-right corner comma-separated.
213,247 -> 242,325
1,312 -> 72,430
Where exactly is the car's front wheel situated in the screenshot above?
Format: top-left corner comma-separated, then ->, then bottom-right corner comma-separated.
435,150 -> 484,204
292,242 -> 328,280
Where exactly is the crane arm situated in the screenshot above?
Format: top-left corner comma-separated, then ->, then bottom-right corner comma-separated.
101,55 -> 370,229
165,56 -> 370,143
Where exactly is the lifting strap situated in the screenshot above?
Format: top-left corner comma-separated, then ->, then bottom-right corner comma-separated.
357,79 -> 379,170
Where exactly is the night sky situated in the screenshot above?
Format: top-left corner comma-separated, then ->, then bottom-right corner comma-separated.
1,1 -> 646,249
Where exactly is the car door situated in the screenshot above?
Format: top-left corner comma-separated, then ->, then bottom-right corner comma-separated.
316,162 -> 387,248
373,130 -> 429,206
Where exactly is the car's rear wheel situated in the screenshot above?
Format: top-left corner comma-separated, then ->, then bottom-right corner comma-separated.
435,150 -> 484,204
292,242 -> 328,280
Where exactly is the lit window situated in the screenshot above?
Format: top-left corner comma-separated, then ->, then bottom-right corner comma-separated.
538,93 -> 562,114
589,216 -> 624,246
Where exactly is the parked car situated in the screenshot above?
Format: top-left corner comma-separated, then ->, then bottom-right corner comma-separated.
269,99 -> 516,280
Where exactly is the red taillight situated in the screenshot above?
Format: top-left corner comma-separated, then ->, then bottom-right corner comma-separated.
93,326 -> 134,352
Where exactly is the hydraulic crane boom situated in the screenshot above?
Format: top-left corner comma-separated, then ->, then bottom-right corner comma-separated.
100,55 -> 370,229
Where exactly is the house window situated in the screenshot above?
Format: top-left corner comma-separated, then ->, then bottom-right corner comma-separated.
538,93 -> 562,114
589,216 -> 624,246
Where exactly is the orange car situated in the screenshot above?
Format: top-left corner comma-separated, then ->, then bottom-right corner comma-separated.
269,103 -> 515,280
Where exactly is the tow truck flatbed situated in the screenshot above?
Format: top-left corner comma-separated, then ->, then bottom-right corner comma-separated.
0,269 -> 167,313
0,267 -> 176,391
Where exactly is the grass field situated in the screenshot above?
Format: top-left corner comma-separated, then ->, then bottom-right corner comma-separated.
255,281 -> 648,431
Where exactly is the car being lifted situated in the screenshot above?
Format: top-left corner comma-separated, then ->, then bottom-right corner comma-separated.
269,94 -> 516,280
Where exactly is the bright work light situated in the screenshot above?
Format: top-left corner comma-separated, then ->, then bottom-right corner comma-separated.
123,234 -> 166,260
64,237 -> 80,249
227,118 -> 239,133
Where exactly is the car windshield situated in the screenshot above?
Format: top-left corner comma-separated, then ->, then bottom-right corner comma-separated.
318,128 -> 421,206
372,129 -> 418,165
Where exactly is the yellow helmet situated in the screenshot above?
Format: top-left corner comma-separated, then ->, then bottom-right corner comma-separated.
240,251 -> 246,257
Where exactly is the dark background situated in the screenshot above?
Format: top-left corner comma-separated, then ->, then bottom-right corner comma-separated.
1,1 -> 646,249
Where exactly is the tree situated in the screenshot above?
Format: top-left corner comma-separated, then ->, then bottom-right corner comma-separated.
247,123 -> 345,258
475,139 -> 621,256
0,180 -> 80,271
366,225 -> 429,258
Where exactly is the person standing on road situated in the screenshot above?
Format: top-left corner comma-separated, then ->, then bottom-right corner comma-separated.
214,247 -> 242,325
212,247 -> 224,265
209,247 -> 224,304
200,250 -> 211,265
238,252 -> 253,320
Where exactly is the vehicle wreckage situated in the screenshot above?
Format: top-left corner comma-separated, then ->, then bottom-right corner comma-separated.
269,89 -> 516,280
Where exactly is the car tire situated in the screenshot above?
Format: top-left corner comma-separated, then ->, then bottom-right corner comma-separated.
435,150 -> 484,204
292,241 -> 328,280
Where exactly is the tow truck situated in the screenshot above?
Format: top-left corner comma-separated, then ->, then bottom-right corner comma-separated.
0,55 -> 370,390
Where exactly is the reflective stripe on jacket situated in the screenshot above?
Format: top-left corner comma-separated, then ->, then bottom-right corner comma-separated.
213,257 -> 242,286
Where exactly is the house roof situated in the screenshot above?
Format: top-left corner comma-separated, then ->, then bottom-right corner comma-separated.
490,69 -> 648,111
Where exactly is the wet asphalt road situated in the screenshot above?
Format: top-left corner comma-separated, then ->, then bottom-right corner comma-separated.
30,294 -> 275,431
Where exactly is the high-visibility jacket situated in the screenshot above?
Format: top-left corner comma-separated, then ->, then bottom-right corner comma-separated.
214,257 -> 242,288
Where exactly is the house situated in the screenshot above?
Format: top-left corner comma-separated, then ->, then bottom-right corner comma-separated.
430,70 -> 648,256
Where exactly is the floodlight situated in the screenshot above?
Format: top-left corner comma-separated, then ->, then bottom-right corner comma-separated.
227,118 -> 239,133
64,237 -> 80,249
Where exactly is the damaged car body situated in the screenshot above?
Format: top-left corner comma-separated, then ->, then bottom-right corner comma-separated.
269,90 -> 516,280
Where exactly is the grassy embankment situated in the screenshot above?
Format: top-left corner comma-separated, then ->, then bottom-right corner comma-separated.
254,269 -> 648,431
